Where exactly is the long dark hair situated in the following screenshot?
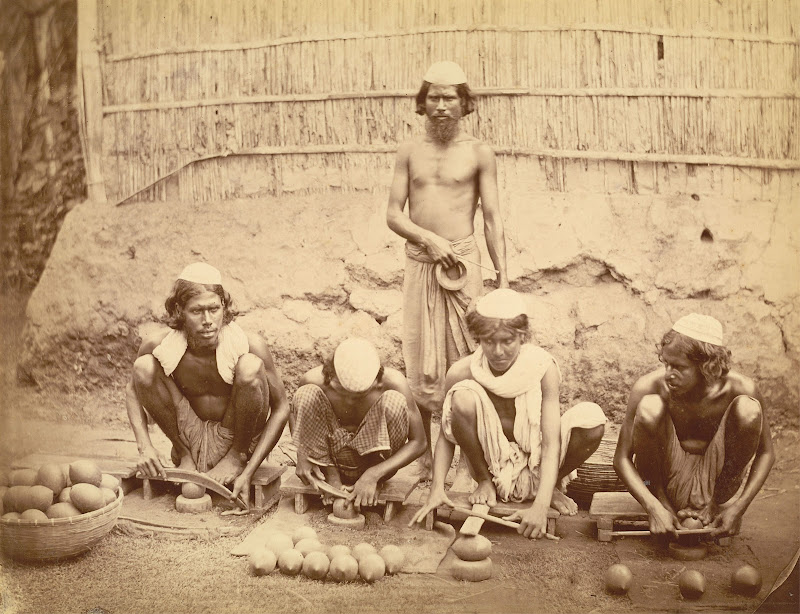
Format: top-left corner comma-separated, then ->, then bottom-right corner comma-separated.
658,330 -> 732,383
415,81 -> 476,116
163,280 -> 236,330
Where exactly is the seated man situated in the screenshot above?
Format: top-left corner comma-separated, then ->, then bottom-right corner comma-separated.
292,337 -> 427,509
125,262 -> 290,502
410,289 -> 606,539
614,313 -> 775,537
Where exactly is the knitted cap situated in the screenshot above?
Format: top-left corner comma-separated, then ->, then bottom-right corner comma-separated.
333,338 -> 381,393
672,313 -> 724,346
423,61 -> 467,85
474,289 -> 528,319
177,262 -> 222,286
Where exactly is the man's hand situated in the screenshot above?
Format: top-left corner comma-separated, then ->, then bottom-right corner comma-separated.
424,235 -> 459,268
230,471 -> 251,504
295,452 -> 325,486
348,469 -> 380,510
505,502 -> 548,539
137,444 -> 168,479
646,500 -> 680,537
708,501 -> 744,538
408,488 -> 455,527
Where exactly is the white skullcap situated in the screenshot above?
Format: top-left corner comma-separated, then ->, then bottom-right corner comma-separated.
474,289 -> 528,319
177,262 -> 222,286
672,313 -> 724,346
423,61 -> 467,85
333,337 -> 381,393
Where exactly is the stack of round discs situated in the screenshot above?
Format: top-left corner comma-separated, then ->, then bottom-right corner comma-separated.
450,535 -> 492,582
327,499 -> 365,528
175,481 -> 211,513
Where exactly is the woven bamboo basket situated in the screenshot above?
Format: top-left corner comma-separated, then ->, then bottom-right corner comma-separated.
567,438 -> 627,509
0,488 -> 123,562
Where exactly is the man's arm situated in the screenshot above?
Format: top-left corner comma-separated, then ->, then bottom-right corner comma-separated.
476,142 -> 508,288
613,375 -> 679,536
125,335 -> 169,478
349,371 -> 427,509
504,364 -> 559,538
232,333 -> 291,497
385,142 -> 459,268
709,385 -> 775,536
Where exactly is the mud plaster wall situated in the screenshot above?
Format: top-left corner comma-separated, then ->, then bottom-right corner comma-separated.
19,161 -> 800,426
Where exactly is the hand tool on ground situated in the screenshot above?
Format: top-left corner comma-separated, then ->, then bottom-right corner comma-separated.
156,468 -> 248,509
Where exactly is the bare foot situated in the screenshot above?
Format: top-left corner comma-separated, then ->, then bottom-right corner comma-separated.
207,450 -> 245,485
469,479 -> 497,507
416,451 -> 433,482
550,489 -> 578,516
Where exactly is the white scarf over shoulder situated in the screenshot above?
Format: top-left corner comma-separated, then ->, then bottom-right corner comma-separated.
152,321 -> 249,384
442,344 -> 559,502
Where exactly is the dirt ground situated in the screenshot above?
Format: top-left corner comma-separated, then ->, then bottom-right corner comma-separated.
1,293 -> 799,614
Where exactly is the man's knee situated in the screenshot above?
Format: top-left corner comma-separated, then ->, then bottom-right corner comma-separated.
234,353 -> 265,386
728,396 -> 763,431
379,390 -> 408,422
634,394 -> 666,434
292,384 -> 326,412
450,390 -> 477,421
133,355 -> 161,389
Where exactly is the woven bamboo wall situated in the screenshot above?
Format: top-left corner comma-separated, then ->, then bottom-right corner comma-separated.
92,0 -> 800,203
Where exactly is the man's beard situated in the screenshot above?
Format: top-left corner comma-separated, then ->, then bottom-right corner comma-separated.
426,117 -> 459,144
187,329 -> 217,352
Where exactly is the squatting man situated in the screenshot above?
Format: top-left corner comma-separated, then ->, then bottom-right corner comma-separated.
125,262 -> 290,503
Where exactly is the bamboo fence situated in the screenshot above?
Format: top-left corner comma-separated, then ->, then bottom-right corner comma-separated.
81,0 -> 800,203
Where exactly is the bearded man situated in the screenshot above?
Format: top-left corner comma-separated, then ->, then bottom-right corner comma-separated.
386,60 -> 509,478
125,262 -> 290,502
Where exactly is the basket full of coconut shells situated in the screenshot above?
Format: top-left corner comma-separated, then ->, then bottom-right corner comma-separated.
0,459 -> 123,562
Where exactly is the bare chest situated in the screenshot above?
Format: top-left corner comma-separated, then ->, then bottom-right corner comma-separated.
487,390 -> 517,442
172,352 -> 230,398
327,389 -> 382,430
668,397 -> 730,454
409,144 -> 479,188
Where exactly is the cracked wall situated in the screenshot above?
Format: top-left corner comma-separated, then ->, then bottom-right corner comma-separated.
19,169 -> 800,426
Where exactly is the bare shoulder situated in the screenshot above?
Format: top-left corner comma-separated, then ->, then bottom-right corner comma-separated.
632,368 -> 664,396
244,330 -> 270,355
725,370 -> 758,397
137,328 -> 170,356
299,366 -> 324,387
382,367 -> 411,391
445,356 -> 473,388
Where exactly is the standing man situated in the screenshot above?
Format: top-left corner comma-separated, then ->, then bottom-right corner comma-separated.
387,60 -> 509,478
613,313 -> 775,537
125,262 -> 291,503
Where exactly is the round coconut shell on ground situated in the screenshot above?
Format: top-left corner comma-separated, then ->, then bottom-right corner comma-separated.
302,551 -> 330,580
262,531 -> 294,556
352,542 -> 377,562
277,549 -> 304,576
327,544 -> 352,560
604,564 -> 634,595
379,545 -> 405,575
359,553 -> 386,583
295,538 -> 325,556
731,564 -> 763,597
329,554 -> 360,582
332,498 -> 358,519
181,481 -> 206,499
679,570 -> 706,600
249,548 -> 277,576
291,526 -> 317,545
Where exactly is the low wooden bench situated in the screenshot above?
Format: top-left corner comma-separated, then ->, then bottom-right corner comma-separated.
139,464 -> 285,511
280,467 -> 419,522
432,491 -> 559,535
589,491 -> 647,542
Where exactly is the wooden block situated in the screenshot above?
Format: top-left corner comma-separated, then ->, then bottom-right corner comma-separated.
254,478 -> 281,511
294,493 -> 309,515
425,509 -> 436,531
460,504 -> 489,536
589,491 -> 647,521
383,501 -> 398,522
142,478 -> 153,500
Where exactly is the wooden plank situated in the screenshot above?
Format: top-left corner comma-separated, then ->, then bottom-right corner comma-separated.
589,491 -> 648,520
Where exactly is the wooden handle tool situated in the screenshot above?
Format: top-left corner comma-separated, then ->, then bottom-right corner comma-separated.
159,468 -> 248,510
453,505 -> 560,541
308,475 -> 351,500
